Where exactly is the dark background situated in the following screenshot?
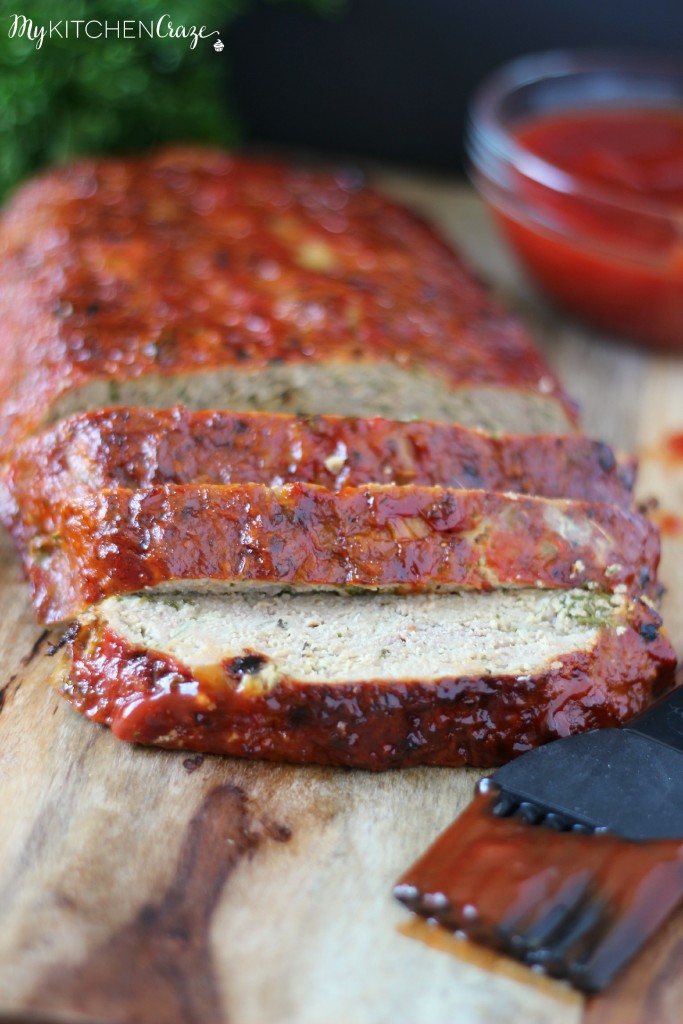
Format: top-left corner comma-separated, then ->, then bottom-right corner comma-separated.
227,0 -> 683,172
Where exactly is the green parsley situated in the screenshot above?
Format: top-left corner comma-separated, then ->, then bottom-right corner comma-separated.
0,1 -> 338,199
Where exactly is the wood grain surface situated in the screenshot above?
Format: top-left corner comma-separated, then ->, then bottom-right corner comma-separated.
0,169 -> 681,1024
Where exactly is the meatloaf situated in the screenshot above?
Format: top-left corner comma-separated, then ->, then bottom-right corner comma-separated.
18,483 -> 658,623
0,407 -> 635,509
58,588 -> 677,770
0,148 -> 577,458
0,147 -> 672,772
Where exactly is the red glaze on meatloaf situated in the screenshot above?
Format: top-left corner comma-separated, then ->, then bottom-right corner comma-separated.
20,483 -> 658,623
1,408 -> 635,512
60,598 -> 676,770
0,147 -> 576,456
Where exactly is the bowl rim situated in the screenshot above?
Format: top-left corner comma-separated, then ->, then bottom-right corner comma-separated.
467,47 -> 683,221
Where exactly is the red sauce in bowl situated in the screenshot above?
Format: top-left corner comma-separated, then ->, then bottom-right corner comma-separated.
519,109 -> 683,204
496,109 -> 683,348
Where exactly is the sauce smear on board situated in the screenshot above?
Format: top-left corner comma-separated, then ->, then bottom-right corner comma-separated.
664,432 -> 683,461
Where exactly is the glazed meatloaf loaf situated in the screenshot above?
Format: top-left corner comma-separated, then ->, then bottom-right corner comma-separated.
15,483 -> 659,623
0,147 -> 577,459
1,407 -> 636,507
0,147 -> 673,770
58,589 -> 676,769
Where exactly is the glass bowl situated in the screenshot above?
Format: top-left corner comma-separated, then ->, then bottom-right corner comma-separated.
465,50 -> 683,351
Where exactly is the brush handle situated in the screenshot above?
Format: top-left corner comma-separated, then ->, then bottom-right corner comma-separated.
627,682 -> 683,752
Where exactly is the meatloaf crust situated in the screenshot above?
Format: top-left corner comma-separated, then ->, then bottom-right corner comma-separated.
60,591 -> 676,770
0,147 -> 576,456
1,408 -> 635,512
21,483 -> 658,623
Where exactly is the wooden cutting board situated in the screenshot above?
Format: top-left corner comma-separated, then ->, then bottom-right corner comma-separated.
0,168 -> 682,1024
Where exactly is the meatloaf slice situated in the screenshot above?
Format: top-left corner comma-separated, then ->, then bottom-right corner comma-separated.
59,588 -> 677,770
1,408 -> 635,508
0,148 -> 576,455
20,483 -> 658,623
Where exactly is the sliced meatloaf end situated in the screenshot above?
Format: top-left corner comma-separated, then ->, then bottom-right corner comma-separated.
20,483 -> 659,623
0,147 -> 576,456
58,589 -> 677,770
42,369 -> 573,439
2,408 -> 635,510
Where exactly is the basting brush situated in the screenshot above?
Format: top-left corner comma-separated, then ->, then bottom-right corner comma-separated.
394,684 -> 683,993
